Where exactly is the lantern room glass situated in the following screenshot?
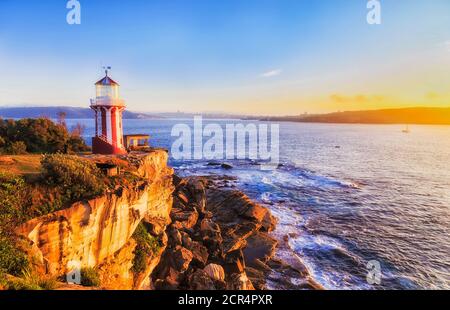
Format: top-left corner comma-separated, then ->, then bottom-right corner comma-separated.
96,84 -> 120,99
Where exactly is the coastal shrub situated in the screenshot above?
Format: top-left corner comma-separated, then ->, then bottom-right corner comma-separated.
41,154 -> 106,202
131,222 -> 161,274
29,191 -> 65,218
0,172 -> 32,278
0,171 -> 68,224
0,118 -> 90,154
5,269 -> 58,291
7,141 -> 27,155
67,135 -> 90,153
0,172 -> 31,228
80,267 -> 100,287
131,246 -> 148,275
34,275 -> 57,290
5,278 -> 42,290
0,236 -> 29,277
0,269 -> 6,288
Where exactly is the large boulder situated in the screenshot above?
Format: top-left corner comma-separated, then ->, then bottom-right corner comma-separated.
189,241 -> 209,267
227,272 -> 255,290
188,269 -> 216,290
261,211 -> 277,232
224,249 -> 246,274
171,209 -> 199,230
243,231 -> 278,267
172,246 -> 193,272
203,264 -> 225,282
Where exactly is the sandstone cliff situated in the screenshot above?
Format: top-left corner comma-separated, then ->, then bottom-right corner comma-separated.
13,151 -> 280,290
15,150 -> 174,290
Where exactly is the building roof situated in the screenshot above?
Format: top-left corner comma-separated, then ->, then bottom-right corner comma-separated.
124,134 -> 150,138
95,75 -> 120,86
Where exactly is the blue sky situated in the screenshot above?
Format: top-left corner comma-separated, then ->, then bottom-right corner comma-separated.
0,0 -> 449,115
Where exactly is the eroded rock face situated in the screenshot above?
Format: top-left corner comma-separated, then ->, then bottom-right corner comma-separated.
152,176 -> 278,290
15,151 -> 174,289
97,239 -> 136,290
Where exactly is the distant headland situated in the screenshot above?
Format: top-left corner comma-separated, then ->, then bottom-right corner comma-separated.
259,107 -> 450,125
1,106 -> 450,125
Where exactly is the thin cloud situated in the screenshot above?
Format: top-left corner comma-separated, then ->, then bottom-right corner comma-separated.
445,41 -> 450,52
438,40 -> 450,52
330,94 -> 385,104
260,69 -> 282,78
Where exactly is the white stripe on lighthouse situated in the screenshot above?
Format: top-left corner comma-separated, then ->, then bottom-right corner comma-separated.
106,108 -> 112,143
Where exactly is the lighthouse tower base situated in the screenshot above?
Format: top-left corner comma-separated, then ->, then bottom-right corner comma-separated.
92,137 -> 127,155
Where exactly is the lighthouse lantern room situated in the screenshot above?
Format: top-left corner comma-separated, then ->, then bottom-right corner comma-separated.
90,68 -> 127,155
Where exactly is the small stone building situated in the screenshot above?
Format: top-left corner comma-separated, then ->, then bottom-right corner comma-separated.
96,163 -> 120,177
124,134 -> 150,151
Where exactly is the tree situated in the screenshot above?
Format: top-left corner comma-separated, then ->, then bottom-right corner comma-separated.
57,111 -> 67,129
71,123 -> 85,137
0,118 -> 90,154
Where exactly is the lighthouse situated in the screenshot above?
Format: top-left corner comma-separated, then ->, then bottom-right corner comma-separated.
90,68 -> 127,155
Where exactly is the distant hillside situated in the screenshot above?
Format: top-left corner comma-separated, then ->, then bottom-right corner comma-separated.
0,106 -> 159,119
153,112 -> 248,119
261,107 -> 450,125
0,107 -> 249,120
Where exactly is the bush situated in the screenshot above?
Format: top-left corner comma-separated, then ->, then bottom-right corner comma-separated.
0,237 -> 29,277
132,246 -> 148,275
7,141 -> 27,155
36,276 -> 58,290
67,135 -> 90,153
0,171 -> 69,225
41,154 -> 106,202
0,172 -> 30,228
5,278 -> 42,290
80,267 -> 100,287
0,268 -> 7,288
131,222 -> 161,274
0,118 -> 89,154
4,269 -> 57,290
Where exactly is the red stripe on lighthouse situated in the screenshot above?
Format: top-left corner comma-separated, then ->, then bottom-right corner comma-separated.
111,107 -> 117,146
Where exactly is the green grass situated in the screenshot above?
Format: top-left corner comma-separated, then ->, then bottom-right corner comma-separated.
0,155 -> 42,176
131,222 -> 161,274
0,237 -> 29,277
2,269 -> 58,290
80,267 -> 100,287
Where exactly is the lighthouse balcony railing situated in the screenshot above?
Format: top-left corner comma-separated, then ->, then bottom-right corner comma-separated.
90,97 -> 125,107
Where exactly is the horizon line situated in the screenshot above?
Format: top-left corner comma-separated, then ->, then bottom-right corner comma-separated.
1,104 -> 450,118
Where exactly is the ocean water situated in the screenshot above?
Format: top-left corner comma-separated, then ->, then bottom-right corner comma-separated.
67,119 -> 450,290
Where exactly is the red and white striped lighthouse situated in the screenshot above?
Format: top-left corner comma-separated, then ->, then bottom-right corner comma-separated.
90,68 -> 127,155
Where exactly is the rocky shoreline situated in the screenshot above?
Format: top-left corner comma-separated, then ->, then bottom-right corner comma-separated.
152,174 -> 324,290
152,175 -> 278,290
